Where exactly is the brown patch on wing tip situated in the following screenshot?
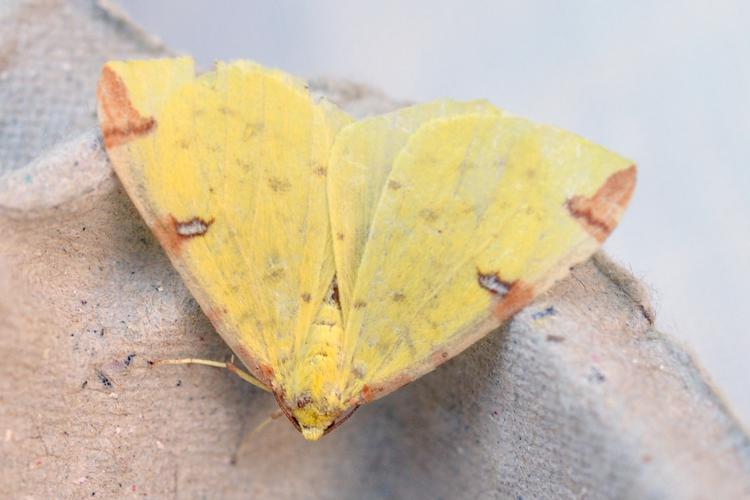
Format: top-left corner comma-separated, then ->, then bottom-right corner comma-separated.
152,215 -> 214,256
97,66 -> 157,148
565,165 -> 637,243
492,281 -> 535,323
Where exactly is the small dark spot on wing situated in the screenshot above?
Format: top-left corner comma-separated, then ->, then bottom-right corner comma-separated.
268,177 -> 291,193
418,209 -> 439,222
325,276 -> 341,309
313,319 -> 337,327
265,267 -> 285,282
174,216 -> 214,238
351,364 -> 365,379
477,269 -> 513,298
243,123 -> 264,141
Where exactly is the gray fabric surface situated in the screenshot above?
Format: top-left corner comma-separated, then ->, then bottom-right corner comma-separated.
0,0 -> 164,174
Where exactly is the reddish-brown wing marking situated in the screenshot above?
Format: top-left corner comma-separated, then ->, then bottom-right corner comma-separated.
566,165 -> 637,242
150,215 -> 215,257
97,66 -> 156,148
476,269 -> 536,323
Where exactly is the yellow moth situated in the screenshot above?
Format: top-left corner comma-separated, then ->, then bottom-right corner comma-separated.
97,57 -> 635,440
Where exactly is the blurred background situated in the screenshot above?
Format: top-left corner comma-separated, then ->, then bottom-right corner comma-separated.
118,0 -> 750,428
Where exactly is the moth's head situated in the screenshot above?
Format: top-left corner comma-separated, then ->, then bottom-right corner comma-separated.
292,405 -> 338,440
275,391 -> 358,440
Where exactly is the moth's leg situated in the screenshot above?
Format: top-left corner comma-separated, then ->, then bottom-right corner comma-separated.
149,357 -> 270,392
231,409 -> 285,465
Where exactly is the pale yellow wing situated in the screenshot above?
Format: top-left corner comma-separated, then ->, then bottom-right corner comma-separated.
97,57 -> 351,388
328,100 -> 499,319
336,112 -> 635,403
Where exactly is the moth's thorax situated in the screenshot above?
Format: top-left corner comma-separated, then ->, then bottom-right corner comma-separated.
276,299 -> 354,440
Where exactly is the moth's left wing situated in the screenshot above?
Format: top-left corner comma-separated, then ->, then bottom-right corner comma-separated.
97,58 -> 350,388
336,112 -> 635,402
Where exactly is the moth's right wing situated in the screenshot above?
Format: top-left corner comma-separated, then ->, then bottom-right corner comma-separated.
328,100 -> 500,320
330,108 -> 635,403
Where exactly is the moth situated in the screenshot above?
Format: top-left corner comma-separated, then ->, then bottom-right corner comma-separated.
97,57 -> 635,440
